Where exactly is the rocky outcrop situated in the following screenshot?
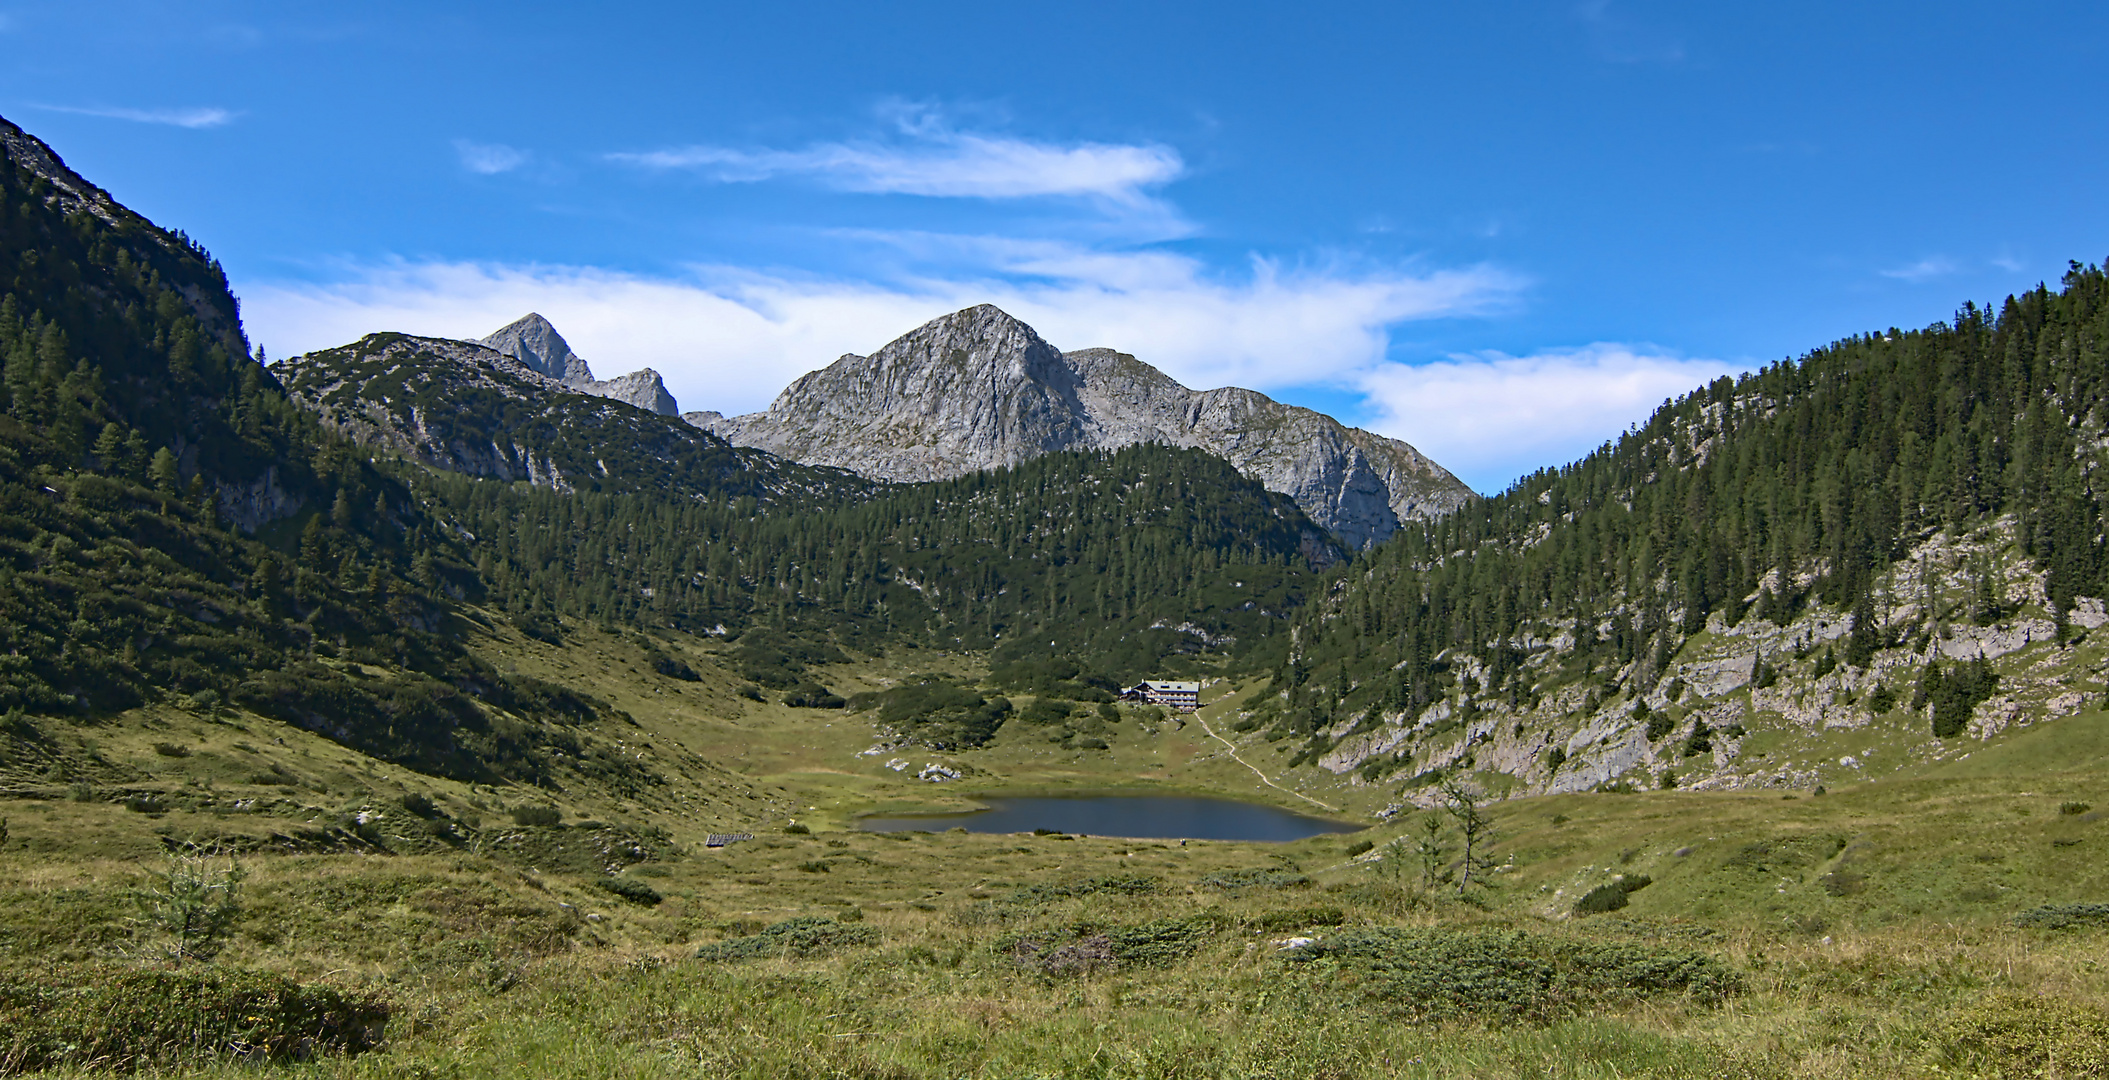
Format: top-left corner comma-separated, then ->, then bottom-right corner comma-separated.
480,313 -> 680,416
687,305 -> 1473,548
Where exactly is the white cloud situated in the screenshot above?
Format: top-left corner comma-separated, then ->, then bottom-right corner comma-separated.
39,104 -> 233,129
453,139 -> 527,175
1356,344 -> 1744,493
609,130 -> 1182,207
237,249 -> 1518,420
1880,256 -> 1958,282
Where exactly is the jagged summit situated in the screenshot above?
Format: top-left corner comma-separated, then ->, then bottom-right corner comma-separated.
689,304 -> 1474,548
479,313 -> 678,416
481,312 -> 594,385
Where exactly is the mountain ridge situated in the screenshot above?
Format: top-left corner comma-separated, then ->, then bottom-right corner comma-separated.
687,304 -> 1474,549
270,331 -> 864,505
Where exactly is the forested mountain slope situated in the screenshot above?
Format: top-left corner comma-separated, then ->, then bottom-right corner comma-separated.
428,441 -> 1335,687
0,114 -> 711,790
1257,266 -> 2109,802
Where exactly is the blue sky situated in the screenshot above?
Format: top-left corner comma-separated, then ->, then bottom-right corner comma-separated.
5,2 -> 2107,492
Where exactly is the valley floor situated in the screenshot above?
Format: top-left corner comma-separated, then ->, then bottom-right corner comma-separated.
4,620 -> 2108,1077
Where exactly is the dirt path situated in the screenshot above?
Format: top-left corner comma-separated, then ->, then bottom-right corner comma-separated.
1189,691 -> 1341,814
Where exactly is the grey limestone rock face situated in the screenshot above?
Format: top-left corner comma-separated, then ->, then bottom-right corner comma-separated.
481,312 -> 596,385
694,304 -> 1474,548
480,313 -> 680,416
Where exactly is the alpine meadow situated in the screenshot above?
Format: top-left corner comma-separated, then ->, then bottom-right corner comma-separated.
5,62 -> 2109,1080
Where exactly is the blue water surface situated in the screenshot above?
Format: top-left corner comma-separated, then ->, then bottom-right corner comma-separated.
858,794 -> 1361,841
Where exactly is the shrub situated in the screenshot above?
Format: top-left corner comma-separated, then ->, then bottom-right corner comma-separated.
1645,710 -> 1675,741
1343,838 -> 1375,857
783,683 -> 846,709
1282,926 -> 1739,1023
783,823 -> 811,835
2013,903 -> 2109,930
398,792 -> 442,819
0,967 -> 389,1072
1682,719 -> 1714,757
510,805 -> 562,827
1001,874 -> 1159,905
1199,868 -> 1310,891
694,917 -> 878,962
2060,801 -> 2092,816
847,677 -> 1012,749
1245,905 -> 1347,932
1008,916 -> 1220,975
595,876 -> 663,905
1940,991 -> 2109,1078
1574,875 -> 1654,915
133,853 -> 247,961
151,741 -> 192,758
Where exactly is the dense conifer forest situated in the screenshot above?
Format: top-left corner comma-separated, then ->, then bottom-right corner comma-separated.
1276,264 -> 2109,751
421,441 -> 1329,684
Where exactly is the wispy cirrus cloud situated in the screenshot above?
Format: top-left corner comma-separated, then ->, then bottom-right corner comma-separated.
453,139 -> 528,175
1880,256 -> 1959,282
1357,343 -> 1744,492
609,118 -> 1182,207
38,104 -> 234,128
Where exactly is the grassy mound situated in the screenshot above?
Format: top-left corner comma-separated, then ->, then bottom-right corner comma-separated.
0,967 -> 386,1073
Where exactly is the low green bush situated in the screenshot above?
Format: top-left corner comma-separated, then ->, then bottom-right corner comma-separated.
1342,839 -> 1375,858
1245,905 -> 1348,932
694,917 -> 879,962
1199,868 -> 1310,892
1007,916 -> 1221,976
1939,991 -> 2109,1078
1001,874 -> 1160,906
594,876 -> 662,905
2013,903 -> 2109,930
0,967 -> 388,1072
509,805 -> 561,827
1282,927 -> 1738,1023
1574,875 -> 1653,915
782,683 -> 846,709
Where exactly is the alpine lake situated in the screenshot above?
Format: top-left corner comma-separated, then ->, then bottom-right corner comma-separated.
857,793 -> 1365,841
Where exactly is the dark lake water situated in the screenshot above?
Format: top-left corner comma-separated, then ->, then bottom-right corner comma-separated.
858,794 -> 1363,842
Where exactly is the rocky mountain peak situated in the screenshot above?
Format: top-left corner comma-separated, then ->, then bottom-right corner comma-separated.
481,312 -> 595,385
692,304 -> 1475,548
478,313 -> 679,416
